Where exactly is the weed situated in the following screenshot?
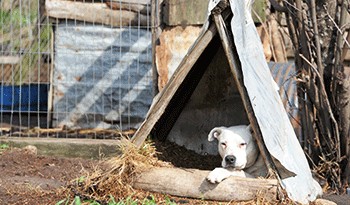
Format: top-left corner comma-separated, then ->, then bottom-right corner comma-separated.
76,176 -> 86,185
0,143 -> 9,154
0,143 -> 9,150
55,198 -> 69,205
73,196 -> 82,205
56,194 -> 179,205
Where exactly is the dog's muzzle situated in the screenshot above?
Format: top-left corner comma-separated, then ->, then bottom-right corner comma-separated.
225,155 -> 236,167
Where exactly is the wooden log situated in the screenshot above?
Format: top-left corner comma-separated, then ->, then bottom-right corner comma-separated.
133,167 -> 278,202
45,0 -> 149,27
106,0 -> 150,15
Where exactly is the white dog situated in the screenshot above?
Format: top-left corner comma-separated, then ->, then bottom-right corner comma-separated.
206,125 -> 266,183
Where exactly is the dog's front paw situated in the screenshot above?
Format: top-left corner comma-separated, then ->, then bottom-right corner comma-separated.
206,168 -> 230,183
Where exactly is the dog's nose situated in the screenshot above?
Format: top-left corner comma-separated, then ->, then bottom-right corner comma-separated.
225,155 -> 236,165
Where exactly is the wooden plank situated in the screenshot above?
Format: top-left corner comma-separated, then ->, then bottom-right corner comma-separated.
47,26 -> 55,127
0,56 -> 20,64
212,14 -> 280,180
131,23 -> 218,147
163,0 -> 208,26
151,0 -> 162,94
112,0 -> 150,4
45,0 -> 149,26
105,0 -> 151,15
133,167 -> 278,201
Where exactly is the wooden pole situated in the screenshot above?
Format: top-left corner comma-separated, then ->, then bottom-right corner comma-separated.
151,0 -> 161,95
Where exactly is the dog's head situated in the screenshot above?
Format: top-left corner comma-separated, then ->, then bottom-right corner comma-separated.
208,125 -> 258,170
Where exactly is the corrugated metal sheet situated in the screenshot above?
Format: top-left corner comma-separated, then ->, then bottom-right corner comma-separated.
268,62 -> 301,139
52,21 -> 152,129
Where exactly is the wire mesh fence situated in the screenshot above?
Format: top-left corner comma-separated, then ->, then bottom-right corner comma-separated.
0,0 -> 153,138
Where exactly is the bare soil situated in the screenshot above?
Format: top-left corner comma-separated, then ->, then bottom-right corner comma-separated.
0,147 -> 99,204
0,140 -> 348,205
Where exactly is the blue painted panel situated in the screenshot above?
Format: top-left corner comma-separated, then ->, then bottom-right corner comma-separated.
0,84 -> 49,111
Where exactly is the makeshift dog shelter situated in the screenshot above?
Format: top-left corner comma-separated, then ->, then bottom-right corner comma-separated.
132,0 -> 322,204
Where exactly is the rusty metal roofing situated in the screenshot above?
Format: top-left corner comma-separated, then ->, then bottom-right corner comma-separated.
269,62 -> 301,139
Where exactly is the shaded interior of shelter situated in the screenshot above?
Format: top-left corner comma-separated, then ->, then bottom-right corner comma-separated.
150,32 -> 250,163
148,36 -> 247,169
154,139 -> 222,170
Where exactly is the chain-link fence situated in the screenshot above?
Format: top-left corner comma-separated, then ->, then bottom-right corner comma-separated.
0,0 -> 153,138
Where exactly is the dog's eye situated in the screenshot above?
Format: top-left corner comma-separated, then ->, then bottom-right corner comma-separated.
221,142 -> 227,148
239,142 -> 247,147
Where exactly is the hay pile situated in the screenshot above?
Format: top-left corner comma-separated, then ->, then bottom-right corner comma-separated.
69,138 -> 171,203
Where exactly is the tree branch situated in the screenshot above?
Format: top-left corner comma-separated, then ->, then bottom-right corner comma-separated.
299,54 -> 341,161
310,0 -> 324,77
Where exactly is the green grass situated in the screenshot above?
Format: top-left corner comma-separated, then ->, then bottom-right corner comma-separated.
0,7 -> 37,30
56,195 -> 178,205
0,7 -> 37,51
1,3 -> 52,85
0,143 -> 10,153
0,143 -> 9,149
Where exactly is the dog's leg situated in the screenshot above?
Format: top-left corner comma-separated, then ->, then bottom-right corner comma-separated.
207,168 -> 247,183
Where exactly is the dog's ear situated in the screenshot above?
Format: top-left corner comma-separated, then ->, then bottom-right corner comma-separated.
246,124 -> 254,134
208,127 -> 222,141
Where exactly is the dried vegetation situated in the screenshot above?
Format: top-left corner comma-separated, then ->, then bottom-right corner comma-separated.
69,138 -> 171,203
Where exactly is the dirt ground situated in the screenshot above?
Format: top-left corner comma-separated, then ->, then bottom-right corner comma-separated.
0,147 -> 95,204
0,140 -> 349,205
